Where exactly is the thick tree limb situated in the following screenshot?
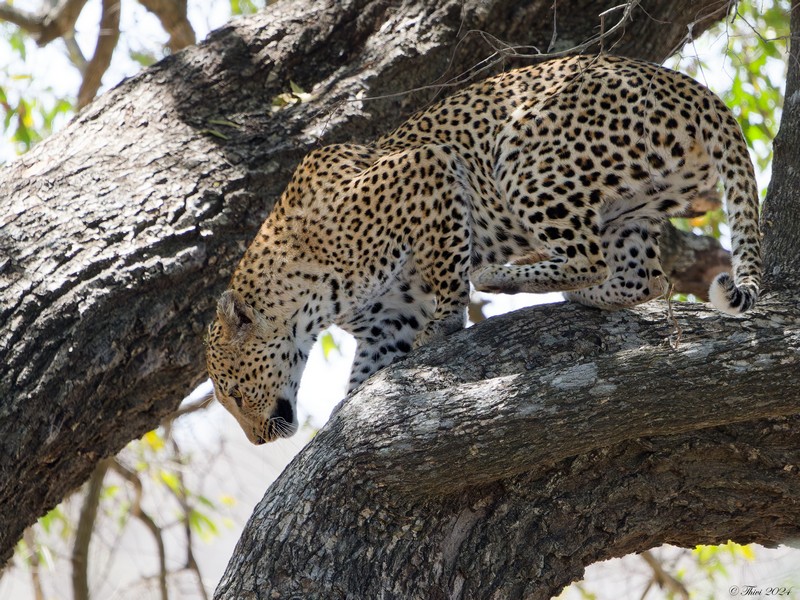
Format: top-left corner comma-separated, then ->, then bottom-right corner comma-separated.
0,0 -> 755,569
762,0 -> 800,286
215,296 -> 800,599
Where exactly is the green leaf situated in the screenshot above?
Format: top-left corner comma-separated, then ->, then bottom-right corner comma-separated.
101,484 -> 120,501
9,29 -> 26,60
230,0 -> 259,16
158,469 -> 181,494
320,331 -> 339,359
38,505 -> 70,539
199,128 -> 230,140
289,80 -> 306,95
142,429 -> 165,452
207,118 -> 241,129
187,508 -> 219,541
129,51 -> 157,67
196,494 -> 216,509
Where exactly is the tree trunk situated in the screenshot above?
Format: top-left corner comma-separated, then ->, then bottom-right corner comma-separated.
0,0 -> 787,584
762,0 -> 800,286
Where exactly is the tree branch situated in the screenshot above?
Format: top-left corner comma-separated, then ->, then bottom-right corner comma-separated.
76,0 -> 121,109
137,0 -> 196,53
169,438 -> 210,600
108,460 -> 169,600
214,296 -> 800,599
64,32 -> 89,73
318,297 -> 800,496
640,551 -> 689,600
71,460 -> 109,600
0,0 -> 90,46
762,0 -> 800,287
0,4 -> 45,37
22,529 -> 46,600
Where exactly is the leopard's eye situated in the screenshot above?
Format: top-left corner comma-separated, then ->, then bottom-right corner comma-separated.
228,386 -> 244,408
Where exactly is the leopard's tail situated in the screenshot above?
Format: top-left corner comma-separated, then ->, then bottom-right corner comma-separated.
701,94 -> 762,315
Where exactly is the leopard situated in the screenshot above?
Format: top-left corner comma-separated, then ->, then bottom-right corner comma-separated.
206,54 -> 761,444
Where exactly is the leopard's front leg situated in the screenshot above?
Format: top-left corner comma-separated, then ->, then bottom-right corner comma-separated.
341,266 -> 435,390
399,145 -> 474,349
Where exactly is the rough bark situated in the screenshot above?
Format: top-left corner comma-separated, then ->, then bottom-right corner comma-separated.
762,0 -> 800,287
215,296 -> 800,599
0,0 -> 775,578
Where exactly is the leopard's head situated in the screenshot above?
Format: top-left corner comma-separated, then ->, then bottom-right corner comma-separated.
206,290 -> 301,444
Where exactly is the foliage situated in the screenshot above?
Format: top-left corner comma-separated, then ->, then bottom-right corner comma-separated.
0,25 -> 72,158
230,0 -> 263,16
670,0 -> 787,172
9,416 -> 237,598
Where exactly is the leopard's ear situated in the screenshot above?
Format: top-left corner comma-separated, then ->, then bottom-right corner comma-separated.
216,290 -> 257,344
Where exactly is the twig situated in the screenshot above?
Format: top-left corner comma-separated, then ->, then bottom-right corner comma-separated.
548,0 -> 559,52
71,460 -> 110,600
23,528 -> 46,600
109,459 -> 169,600
358,0 -> 643,106
0,4 -> 45,36
163,390 -> 214,425
640,550 -> 690,600
137,0 -> 196,52
168,437 -> 210,600
64,32 -> 88,73
0,0 -> 89,46
666,283 -> 683,349
77,0 -> 121,109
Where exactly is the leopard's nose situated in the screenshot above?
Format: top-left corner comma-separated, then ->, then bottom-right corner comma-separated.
275,397 -> 294,424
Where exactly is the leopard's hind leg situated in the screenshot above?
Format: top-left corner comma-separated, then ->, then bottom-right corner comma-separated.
470,211 -> 611,295
564,217 -> 668,309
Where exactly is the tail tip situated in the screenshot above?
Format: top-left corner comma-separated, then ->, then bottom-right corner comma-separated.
709,272 -> 758,316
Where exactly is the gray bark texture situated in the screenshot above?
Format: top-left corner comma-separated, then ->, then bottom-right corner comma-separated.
216,299 -> 800,599
762,0 -> 800,286
0,0 -> 796,593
